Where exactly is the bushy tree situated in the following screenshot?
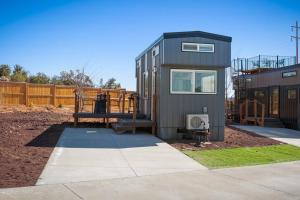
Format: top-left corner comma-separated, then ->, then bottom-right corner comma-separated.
102,78 -> 121,89
10,65 -> 28,82
0,64 -> 11,77
51,70 -> 93,87
29,72 -> 50,84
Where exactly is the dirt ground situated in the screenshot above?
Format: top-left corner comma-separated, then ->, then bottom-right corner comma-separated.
167,126 -> 283,151
0,105 -> 283,188
0,106 -> 72,188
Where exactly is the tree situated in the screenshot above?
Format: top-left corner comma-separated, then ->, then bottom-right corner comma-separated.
51,75 -> 64,85
10,65 -> 28,82
0,64 -> 11,77
29,72 -> 50,84
102,78 -> 121,89
51,69 -> 93,87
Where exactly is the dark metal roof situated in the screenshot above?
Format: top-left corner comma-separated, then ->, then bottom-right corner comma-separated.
163,31 -> 232,42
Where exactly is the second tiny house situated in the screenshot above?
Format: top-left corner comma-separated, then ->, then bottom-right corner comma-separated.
136,31 -> 232,140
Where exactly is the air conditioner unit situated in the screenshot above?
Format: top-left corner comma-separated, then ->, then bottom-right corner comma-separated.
186,114 -> 209,130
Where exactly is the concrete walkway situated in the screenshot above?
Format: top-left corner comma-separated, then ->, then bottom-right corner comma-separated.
36,128 -> 205,185
1,161 -> 300,200
232,125 -> 300,147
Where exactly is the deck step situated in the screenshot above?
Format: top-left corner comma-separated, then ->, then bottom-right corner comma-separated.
264,118 -> 285,128
112,119 -> 154,132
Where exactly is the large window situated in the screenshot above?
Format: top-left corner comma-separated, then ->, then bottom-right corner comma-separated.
170,69 -> 217,94
182,43 -> 214,53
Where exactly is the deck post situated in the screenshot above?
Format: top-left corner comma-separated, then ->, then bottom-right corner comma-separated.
122,91 -> 126,113
106,91 -> 111,128
132,94 -> 137,134
261,104 -> 265,126
245,99 -> 249,119
253,99 -> 257,120
74,90 -> 79,127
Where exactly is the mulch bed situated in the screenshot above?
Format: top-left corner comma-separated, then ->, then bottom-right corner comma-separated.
0,110 -> 72,188
166,126 -> 283,151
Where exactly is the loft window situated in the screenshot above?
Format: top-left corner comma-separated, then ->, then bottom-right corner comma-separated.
288,89 -> 296,99
182,43 -> 214,53
282,71 -> 297,78
170,69 -> 217,94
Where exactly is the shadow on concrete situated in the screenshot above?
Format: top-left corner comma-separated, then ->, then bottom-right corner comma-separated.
231,125 -> 300,139
26,123 -> 159,149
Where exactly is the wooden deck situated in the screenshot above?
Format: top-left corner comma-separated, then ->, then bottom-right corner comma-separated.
73,112 -> 145,119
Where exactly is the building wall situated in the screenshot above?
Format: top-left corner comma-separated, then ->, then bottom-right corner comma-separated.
163,37 -> 231,67
157,66 -> 225,140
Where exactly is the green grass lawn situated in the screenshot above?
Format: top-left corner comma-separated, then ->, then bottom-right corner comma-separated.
183,144 -> 300,169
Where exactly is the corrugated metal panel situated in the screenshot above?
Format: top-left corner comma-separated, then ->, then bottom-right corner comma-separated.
158,66 -> 225,140
163,37 -> 231,67
280,85 -> 299,129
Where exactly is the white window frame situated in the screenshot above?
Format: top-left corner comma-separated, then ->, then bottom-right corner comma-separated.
170,69 -> 217,94
182,42 -> 215,53
282,71 -> 297,78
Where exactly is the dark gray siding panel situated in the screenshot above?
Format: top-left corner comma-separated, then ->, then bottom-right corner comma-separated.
158,66 -> 225,140
280,85 -> 299,129
163,37 -> 231,67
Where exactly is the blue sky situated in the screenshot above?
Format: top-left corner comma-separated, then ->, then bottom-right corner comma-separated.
0,0 -> 299,90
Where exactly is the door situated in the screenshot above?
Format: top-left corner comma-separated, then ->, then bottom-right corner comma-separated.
269,87 -> 279,118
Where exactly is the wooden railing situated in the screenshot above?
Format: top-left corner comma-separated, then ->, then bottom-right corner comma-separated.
240,99 -> 265,126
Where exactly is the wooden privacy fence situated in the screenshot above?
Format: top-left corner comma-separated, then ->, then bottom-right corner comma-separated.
0,82 -> 133,111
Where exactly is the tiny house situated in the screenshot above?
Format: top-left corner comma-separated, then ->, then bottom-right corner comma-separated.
135,31 -> 232,140
233,59 -> 300,130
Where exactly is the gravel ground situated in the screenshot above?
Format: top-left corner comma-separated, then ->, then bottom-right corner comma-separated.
0,110 -> 72,188
166,126 -> 283,151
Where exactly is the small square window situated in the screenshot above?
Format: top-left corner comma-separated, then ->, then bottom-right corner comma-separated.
182,43 -> 198,52
288,89 -> 296,99
199,44 -> 214,52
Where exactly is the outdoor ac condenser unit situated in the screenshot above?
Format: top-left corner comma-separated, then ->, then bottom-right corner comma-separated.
186,114 -> 209,130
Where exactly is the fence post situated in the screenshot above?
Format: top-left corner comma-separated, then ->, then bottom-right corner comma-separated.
53,85 -> 56,106
132,94 -> 137,134
25,83 -> 28,106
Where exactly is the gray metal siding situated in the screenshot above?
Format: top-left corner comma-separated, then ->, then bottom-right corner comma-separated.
163,37 -> 231,67
137,41 -> 163,118
158,66 -> 225,140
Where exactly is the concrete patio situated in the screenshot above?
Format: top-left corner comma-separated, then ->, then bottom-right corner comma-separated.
36,128 -> 205,185
232,125 -> 300,147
